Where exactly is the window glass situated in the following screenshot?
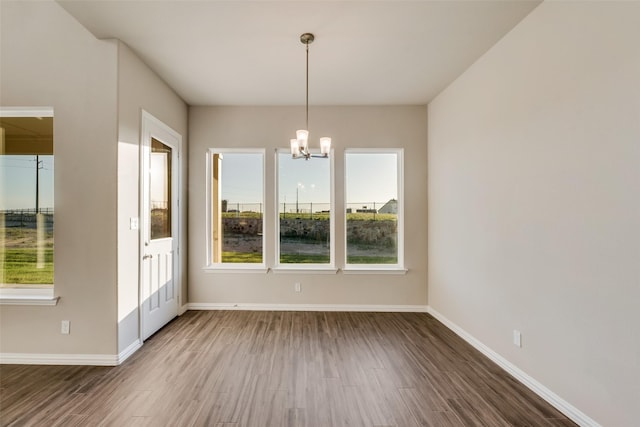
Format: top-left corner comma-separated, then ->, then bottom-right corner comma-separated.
150,138 -> 172,239
345,151 -> 401,265
1,112 -> 54,287
210,151 -> 264,264
277,151 -> 331,265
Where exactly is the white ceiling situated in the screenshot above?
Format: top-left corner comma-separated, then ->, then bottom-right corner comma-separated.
57,0 -> 541,106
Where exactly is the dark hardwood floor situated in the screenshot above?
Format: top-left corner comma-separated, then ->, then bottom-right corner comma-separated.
1,311 -> 576,426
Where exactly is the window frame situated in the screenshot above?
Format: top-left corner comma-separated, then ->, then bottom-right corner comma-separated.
0,106 -> 57,305
204,148 -> 267,272
273,148 -> 336,273
343,148 -> 406,273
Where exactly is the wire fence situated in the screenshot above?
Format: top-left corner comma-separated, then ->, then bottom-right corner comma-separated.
1,208 -> 54,215
280,202 -> 330,215
1,209 -> 54,230
219,201 -> 397,220
221,202 -> 263,220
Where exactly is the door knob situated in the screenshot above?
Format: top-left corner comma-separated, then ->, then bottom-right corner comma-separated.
143,254 -> 153,260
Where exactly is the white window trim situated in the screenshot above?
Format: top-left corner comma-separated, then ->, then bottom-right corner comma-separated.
341,267 -> 408,275
0,107 -> 54,117
204,148 -> 266,270
273,148 -> 336,272
272,266 -> 339,274
1,106 -> 56,304
202,265 -> 269,274
343,148 -> 405,271
0,288 -> 58,306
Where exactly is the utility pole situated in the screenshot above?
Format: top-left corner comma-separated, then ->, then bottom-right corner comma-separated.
296,183 -> 304,214
35,155 -> 43,213
35,155 -> 45,269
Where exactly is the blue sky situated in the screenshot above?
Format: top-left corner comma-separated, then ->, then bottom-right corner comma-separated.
220,152 -> 398,208
2,152 -> 398,211
1,155 -> 54,210
344,152 -> 397,204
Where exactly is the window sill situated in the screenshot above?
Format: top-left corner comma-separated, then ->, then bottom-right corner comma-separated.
203,265 -> 268,274
341,267 -> 408,275
200,266 -> 406,275
272,266 -> 338,275
0,288 -> 59,306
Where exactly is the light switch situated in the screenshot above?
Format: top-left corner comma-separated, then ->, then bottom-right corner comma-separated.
130,217 -> 139,230
61,320 -> 70,335
513,330 -> 522,348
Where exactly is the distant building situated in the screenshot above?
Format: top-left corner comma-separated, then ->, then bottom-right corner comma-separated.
378,199 -> 397,214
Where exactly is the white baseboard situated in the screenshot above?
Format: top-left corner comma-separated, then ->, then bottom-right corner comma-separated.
0,352 -> 119,366
1,340 -> 142,366
187,302 -> 428,313
178,303 -> 189,315
426,306 -> 600,427
117,339 -> 142,364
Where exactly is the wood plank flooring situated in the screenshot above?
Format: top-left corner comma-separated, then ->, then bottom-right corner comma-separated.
0,311 -> 576,426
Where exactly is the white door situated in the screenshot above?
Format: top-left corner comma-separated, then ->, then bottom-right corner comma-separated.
141,111 -> 181,340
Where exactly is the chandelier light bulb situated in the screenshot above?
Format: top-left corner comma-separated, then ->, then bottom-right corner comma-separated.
290,138 -> 301,158
320,137 -> 331,155
296,129 -> 309,141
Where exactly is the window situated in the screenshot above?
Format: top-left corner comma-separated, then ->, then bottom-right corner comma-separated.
345,149 -> 403,268
208,149 -> 264,267
277,150 -> 333,267
150,138 -> 172,239
205,147 -> 403,273
1,108 -> 55,293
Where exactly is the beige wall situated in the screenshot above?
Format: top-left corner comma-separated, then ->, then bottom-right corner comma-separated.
188,106 -> 428,307
0,2 -> 188,358
428,2 -> 640,426
116,43 -> 188,353
0,1 -> 119,354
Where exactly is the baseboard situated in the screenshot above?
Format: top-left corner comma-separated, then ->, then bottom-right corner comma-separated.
178,303 -> 189,315
426,306 -> 600,427
1,339 -> 142,366
117,339 -> 142,364
187,302 -> 428,313
0,352 -> 119,366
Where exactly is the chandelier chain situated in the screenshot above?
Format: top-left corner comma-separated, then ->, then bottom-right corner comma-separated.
306,42 -> 309,130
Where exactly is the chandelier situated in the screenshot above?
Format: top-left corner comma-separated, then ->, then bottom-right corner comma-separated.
289,33 -> 331,160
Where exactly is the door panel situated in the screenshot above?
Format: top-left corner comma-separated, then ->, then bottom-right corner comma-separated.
141,113 -> 181,341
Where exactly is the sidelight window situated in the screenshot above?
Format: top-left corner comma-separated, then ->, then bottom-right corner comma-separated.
344,149 -> 403,269
207,149 -> 265,267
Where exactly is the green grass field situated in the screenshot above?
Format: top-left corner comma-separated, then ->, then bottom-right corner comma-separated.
221,252 -> 263,263
221,251 -> 396,265
221,252 -> 331,264
1,248 -> 54,285
280,253 -> 330,264
346,255 -> 397,264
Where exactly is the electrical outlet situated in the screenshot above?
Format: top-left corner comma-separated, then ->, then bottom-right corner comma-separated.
294,282 -> 301,292
513,330 -> 522,348
61,320 -> 70,335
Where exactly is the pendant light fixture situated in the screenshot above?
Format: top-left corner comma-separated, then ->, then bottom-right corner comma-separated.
289,33 -> 331,160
